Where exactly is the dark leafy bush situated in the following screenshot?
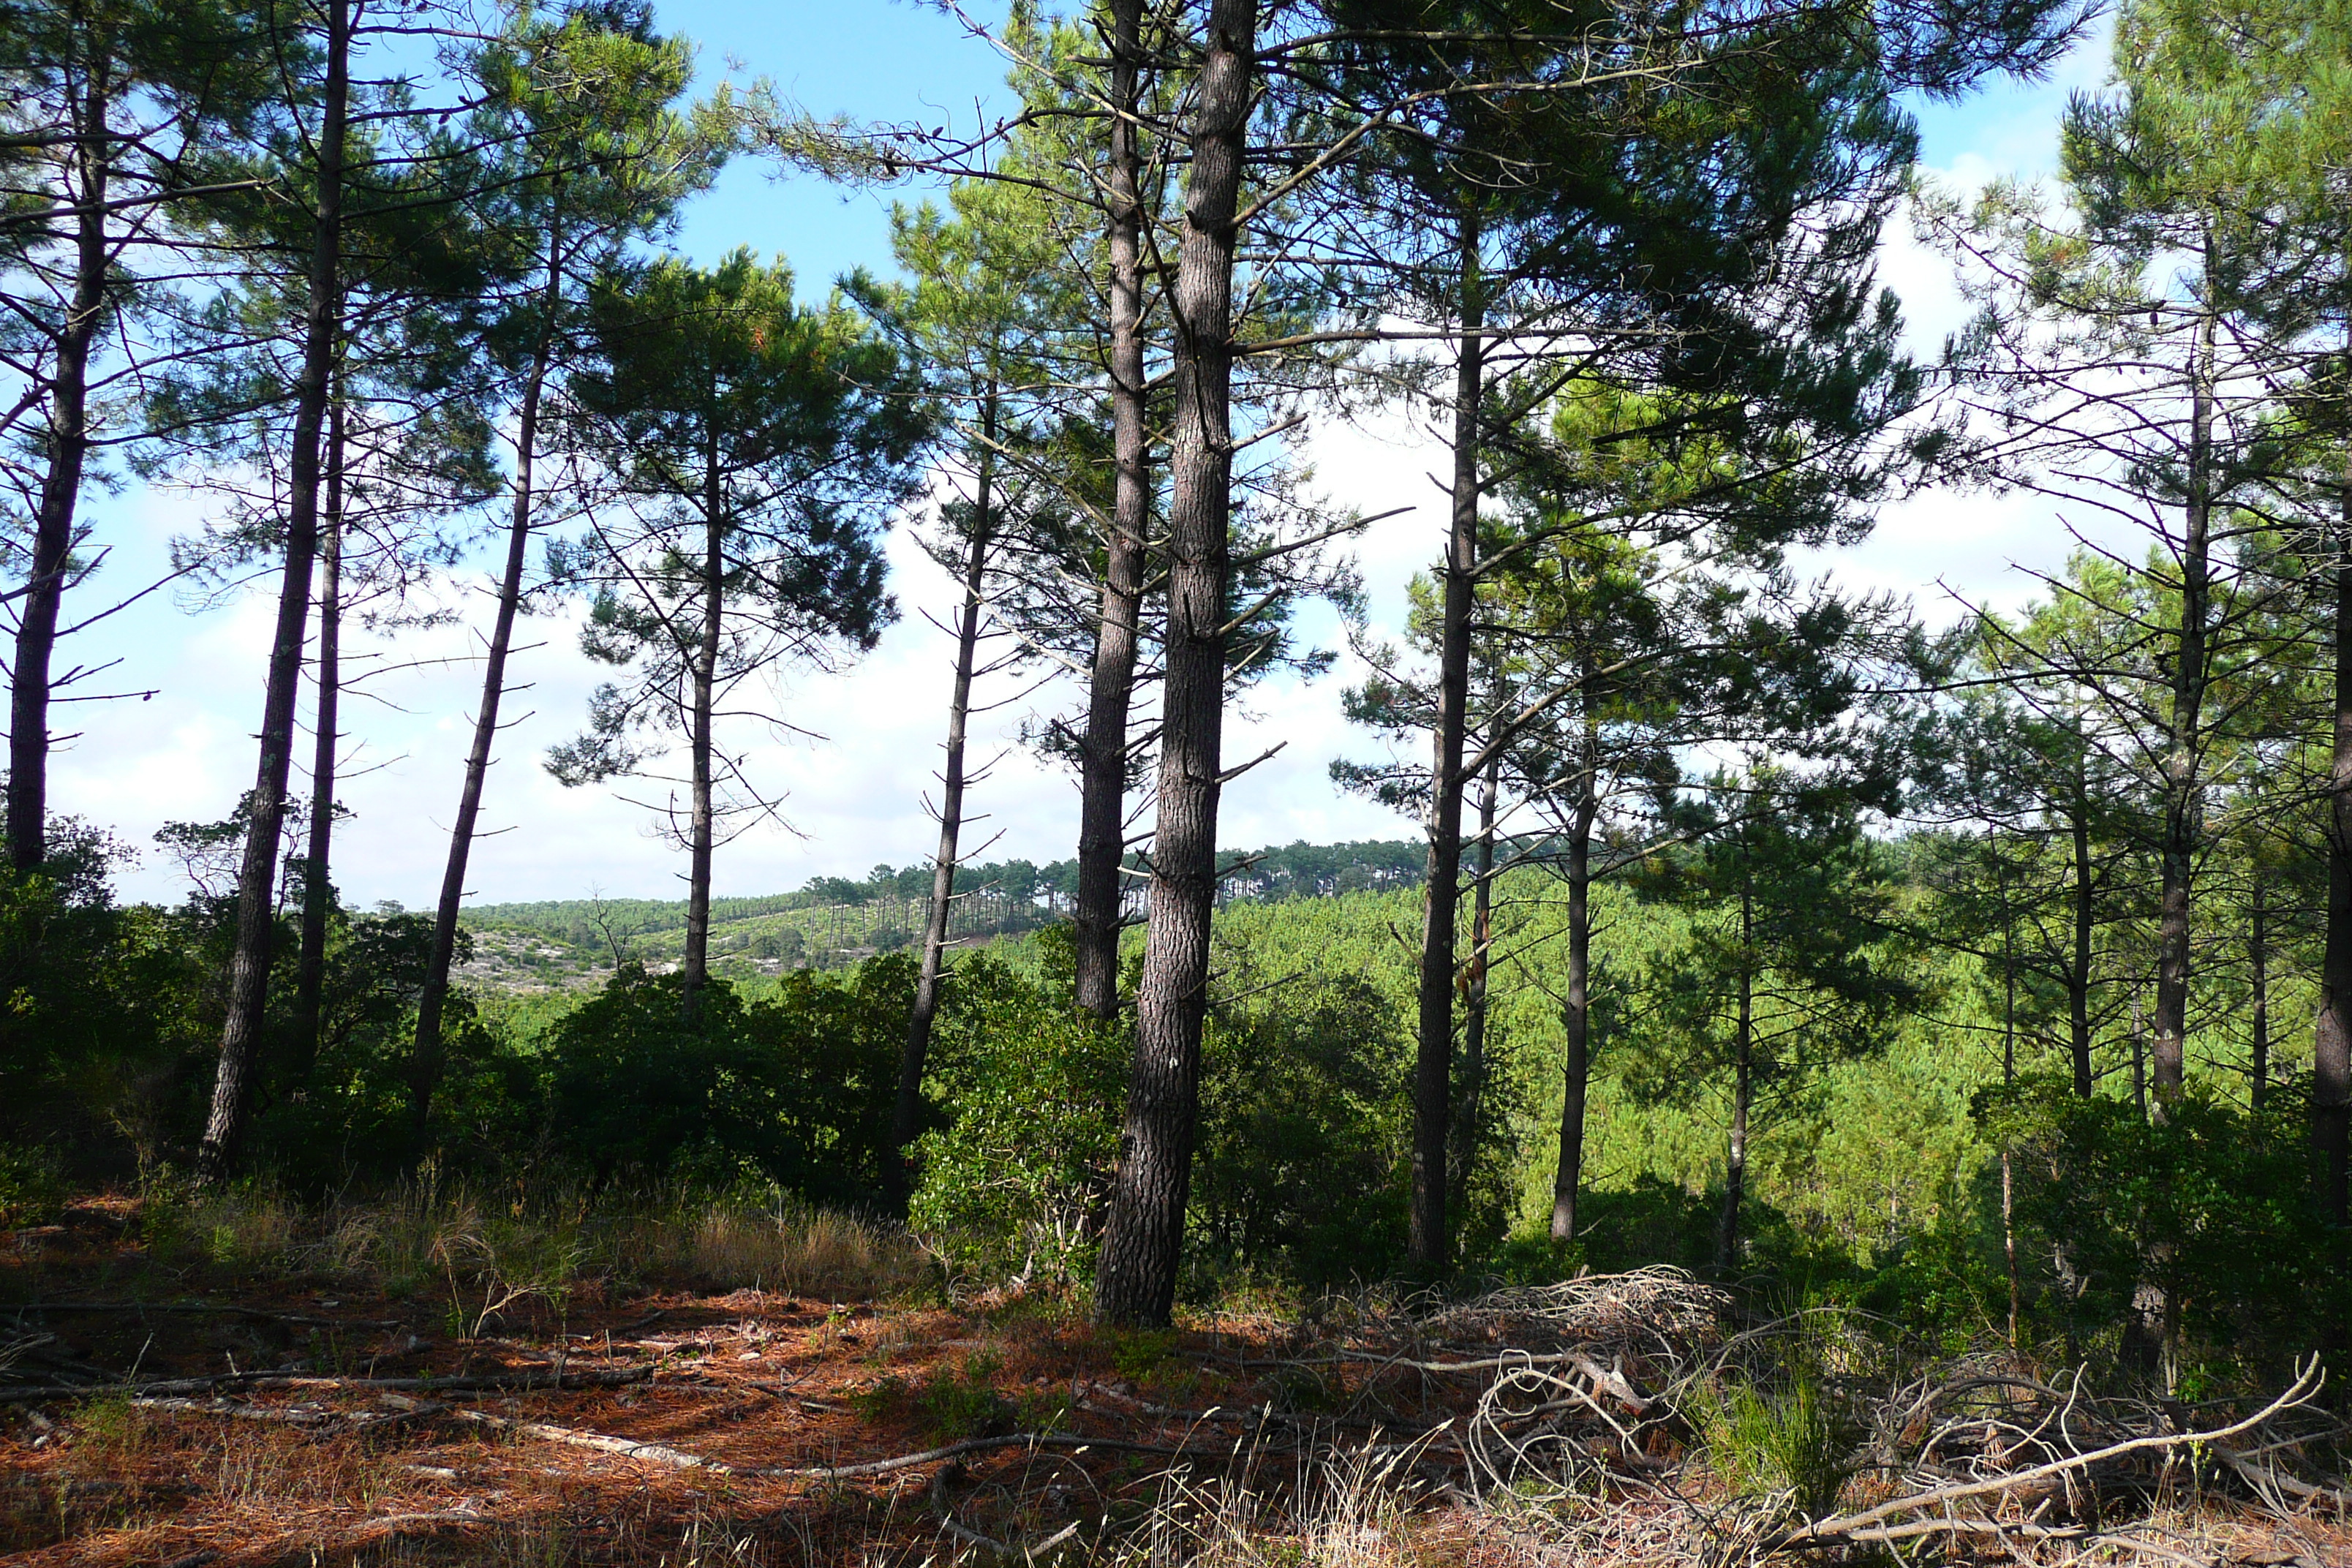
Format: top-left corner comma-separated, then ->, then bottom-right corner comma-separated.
542,959 -> 908,1202
1191,969 -> 1411,1286
1978,1077 -> 2344,1368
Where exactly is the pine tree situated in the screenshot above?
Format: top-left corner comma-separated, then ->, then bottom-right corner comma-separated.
546,250 -> 927,1021
1628,770 -> 1918,1268
407,0 -> 725,1149
0,0 -> 274,871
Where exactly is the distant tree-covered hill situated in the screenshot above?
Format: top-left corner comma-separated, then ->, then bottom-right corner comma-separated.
454,838 -> 1428,992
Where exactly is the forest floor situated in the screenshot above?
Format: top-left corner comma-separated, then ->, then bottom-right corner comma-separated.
0,1195 -> 2344,1567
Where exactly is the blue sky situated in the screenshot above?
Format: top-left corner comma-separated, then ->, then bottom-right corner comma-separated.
62,1 -> 2114,907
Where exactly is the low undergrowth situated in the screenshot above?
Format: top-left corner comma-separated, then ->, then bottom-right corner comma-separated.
110,1179 -> 935,1318
2,1208 -> 2344,1568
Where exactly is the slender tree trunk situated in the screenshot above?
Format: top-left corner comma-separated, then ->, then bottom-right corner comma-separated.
2152,300 -> 2217,1112
408,278 -> 557,1150
2132,984 -> 2146,1120
1093,0 -> 1253,1327
1450,755 -> 1496,1229
682,449 -> 723,1021
2318,462 -> 2352,1224
290,399 -> 346,1087
1072,0 -> 1150,1022
10,61 -> 111,872
197,0 -> 349,1184
1717,906 -> 1753,1273
1550,782 -> 1598,1243
2249,879 -> 2269,1112
2068,766 -> 2095,1098
1411,213 -> 1483,1271
2002,881 -> 2020,1349
892,396 -> 997,1202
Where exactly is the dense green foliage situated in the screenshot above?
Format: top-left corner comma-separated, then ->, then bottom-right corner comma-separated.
457,839 -> 1431,980
9,816 -> 2334,1374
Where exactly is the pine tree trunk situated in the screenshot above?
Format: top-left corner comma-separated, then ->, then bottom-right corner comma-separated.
2249,879 -> 2269,1112
2152,300 -> 2216,1112
1093,0 -> 1253,1327
2317,462 -> 2352,1225
9,60 -> 111,872
408,274 -> 556,1150
683,448 -> 723,1021
1073,0 -> 1150,1022
1411,214 -> 1483,1271
1450,757 -> 1496,1229
893,397 -> 997,1202
2068,761 -> 2095,1098
290,400 -> 346,1087
1550,783 -> 1597,1243
2002,892 -> 2020,1348
1717,938 -> 1753,1273
197,0 -> 348,1184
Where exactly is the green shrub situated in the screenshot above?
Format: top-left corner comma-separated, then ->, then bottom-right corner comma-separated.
1978,1077 -> 2345,1365
1692,1371 -> 1859,1517
1190,966 -> 1412,1288
911,935 -> 1126,1284
0,1145 -> 66,1228
852,1354 -> 1017,1440
542,960 -> 907,1201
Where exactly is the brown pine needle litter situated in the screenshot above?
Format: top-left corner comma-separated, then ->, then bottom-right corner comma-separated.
1,1194 -> 2342,1567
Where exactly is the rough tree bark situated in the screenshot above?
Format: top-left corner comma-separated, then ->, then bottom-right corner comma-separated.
408,214 -> 562,1150
892,394 -> 998,1203
290,399 -> 346,1087
1549,774 -> 1598,1243
1072,0 -> 1151,1022
1411,212 -> 1483,1271
197,0 -> 350,1183
2068,748 -> 2095,1099
682,443 -> 723,1022
2151,297 -> 2216,1113
1093,0 -> 1253,1327
2317,461 -> 2352,1226
1450,755 -> 1496,1228
9,58 -> 112,872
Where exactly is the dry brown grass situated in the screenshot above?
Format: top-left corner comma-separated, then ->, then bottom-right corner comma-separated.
664,1204 -> 932,1298
128,1180 -> 932,1312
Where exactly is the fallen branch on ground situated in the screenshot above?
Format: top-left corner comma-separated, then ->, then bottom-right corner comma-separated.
6,1300 -> 402,1330
1,1363 -> 652,1403
134,1393 -> 448,1434
1771,1359 -> 2327,1555
441,1403 -> 731,1471
785,1431 -> 1239,1480
2212,1443 -> 2352,1511
377,1391 -> 1245,1481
